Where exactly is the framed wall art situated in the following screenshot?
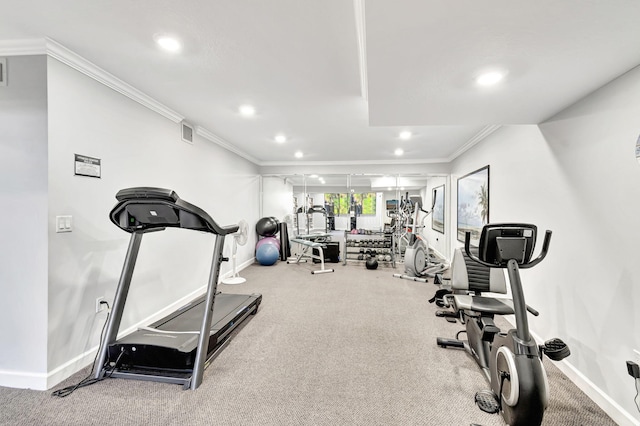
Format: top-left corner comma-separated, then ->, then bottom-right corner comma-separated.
457,165 -> 489,243
432,185 -> 445,234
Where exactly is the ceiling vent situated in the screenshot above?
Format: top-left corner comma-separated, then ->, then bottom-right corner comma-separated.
181,121 -> 193,144
0,58 -> 6,87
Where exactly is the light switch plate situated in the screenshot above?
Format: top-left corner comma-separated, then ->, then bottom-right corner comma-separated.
56,215 -> 72,233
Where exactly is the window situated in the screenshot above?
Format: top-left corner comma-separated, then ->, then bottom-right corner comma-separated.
325,193 -> 376,216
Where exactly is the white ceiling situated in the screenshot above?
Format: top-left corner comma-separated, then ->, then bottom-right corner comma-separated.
2,0 -> 640,165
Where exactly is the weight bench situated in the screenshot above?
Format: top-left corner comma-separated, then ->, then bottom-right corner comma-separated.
287,238 -> 335,274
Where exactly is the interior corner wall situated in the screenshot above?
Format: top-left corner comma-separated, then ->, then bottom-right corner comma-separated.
0,55 -> 49,387
262,176 -> 293,222
449,65 -> 640,424
45,56 -> 260,389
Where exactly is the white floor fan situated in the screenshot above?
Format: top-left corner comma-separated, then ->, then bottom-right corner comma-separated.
222,219 -> 248,285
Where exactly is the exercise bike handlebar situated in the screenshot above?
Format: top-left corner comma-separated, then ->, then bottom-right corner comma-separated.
464,229 -> 552,269
522,230 -> 552,269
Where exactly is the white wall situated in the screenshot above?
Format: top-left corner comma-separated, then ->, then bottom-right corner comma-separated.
450,65 -> 640,424
261,176 -> 293,222
261,176 -> 294,243
45,56 -> 261,387
0,55 -> 49,386
0,54 -> 261,390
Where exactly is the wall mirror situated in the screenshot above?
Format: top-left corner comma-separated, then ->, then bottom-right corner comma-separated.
261,172 -> 450,262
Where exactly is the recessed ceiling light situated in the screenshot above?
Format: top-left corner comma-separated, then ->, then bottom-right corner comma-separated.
156,36 -> 181,52
399,131 -> 412,140
394,148 -> 404,156
294,151 -> 303,159
239,105 -> 256,117
476,71 -> 504,86
309,174 -> 318,178
275,134 -> 287,143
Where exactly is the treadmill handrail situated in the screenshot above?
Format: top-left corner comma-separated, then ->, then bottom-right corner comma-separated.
110,187 -> 238,235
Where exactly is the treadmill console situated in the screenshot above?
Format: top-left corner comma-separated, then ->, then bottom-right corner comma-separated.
115,187 -> 178,202
110,186 -> 237,235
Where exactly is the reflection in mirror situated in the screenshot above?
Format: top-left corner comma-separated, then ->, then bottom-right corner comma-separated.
261,172 -> 449,265
297,174 -> 348,235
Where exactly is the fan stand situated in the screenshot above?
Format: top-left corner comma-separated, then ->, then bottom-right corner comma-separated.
222,276 -> 246,285
222,236 -> 246,285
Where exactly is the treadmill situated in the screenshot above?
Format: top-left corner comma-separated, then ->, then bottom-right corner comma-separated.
93,187 -> 262,390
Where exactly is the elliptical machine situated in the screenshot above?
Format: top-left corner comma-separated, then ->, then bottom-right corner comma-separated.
403,233 -> 447,279
393,193 -> 447,283
436,223 -> 570,426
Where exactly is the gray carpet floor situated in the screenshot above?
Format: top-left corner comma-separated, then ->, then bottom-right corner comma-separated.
0,260 -> 616,425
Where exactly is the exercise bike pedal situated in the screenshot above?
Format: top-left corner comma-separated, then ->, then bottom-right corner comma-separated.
434,310 -> 457,323
435,310 -> 457,318
541,337 -> 571,361
435,310 -> 458,323
474,390 -> 500,414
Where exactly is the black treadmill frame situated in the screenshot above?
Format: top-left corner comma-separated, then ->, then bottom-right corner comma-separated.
93,187 -> 261,390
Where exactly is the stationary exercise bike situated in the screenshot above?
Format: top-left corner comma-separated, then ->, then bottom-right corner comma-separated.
436,223 -> 570,426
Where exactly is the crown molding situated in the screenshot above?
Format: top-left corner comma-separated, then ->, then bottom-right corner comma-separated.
0,38 -> 499,169
259,157 -> 450,167
0,38 -> 46,56
354,0 -> 368,101
2,38 -> 260,165
447,124 -> 502,161
195,126 -> 261,165
44,38 -> 184,123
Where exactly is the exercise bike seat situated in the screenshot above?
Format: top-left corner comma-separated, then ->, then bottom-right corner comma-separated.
448,248 -> 515,316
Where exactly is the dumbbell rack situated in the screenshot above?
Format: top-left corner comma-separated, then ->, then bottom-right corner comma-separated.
343,230 -> 395,267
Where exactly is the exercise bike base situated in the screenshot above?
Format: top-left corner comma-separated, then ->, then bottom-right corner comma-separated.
475,390 -> 500,414
436,337 -> 465,349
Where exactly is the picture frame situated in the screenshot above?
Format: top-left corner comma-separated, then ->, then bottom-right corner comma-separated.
457,165 -> 489,243
432,185 -> 445,234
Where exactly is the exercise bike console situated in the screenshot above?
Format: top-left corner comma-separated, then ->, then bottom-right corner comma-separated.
464,223 -> 552,269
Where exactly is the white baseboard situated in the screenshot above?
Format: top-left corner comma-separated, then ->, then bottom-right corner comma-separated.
502,317 -> 640,425
46,348 -> 98,390
430,246 -> 448,264
0,369 -> 48,391
553,358 -> 639,426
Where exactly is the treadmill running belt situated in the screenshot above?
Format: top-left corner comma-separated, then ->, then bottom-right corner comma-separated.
108,293 -> 261,372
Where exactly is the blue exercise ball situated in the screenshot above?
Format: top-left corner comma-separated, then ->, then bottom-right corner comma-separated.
256,242 -> 279,266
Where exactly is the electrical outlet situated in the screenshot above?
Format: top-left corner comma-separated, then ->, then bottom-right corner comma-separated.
95,296 -> 105,313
